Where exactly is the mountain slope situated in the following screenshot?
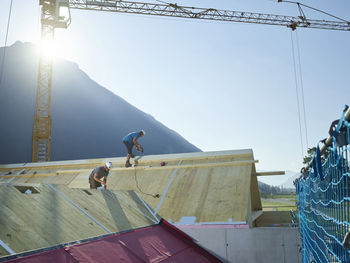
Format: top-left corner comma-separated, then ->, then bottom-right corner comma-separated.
0,42 -> 200,164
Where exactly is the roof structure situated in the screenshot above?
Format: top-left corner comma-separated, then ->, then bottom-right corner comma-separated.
0,149 -> 287,261
1,219 -> 221,263
0,150 -> 263,226
0,184 -> 159,257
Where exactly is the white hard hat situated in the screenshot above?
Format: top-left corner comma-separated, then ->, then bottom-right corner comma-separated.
105,162 -> 113,169
140,129 -> 146,136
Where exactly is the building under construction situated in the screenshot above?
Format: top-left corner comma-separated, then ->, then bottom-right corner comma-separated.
0,149 -> 301,262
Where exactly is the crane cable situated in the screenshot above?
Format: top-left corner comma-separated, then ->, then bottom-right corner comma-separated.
295,30 -> 309,150
0,0 -> 14,86
155,0 -> 170,4
279,1 -> 349,23
291,30 -> 305,161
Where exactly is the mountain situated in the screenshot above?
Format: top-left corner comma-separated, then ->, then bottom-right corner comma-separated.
0,42 -> 200,164
280,171 -> 299,189
258,170 -> 298,189
257,170 -> 299,196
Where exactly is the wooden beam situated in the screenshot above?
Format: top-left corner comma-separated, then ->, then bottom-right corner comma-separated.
0,149 -> 254,171
253,171 -> 285,176
56,160 -> 258,173
98,160 -> 258,172
0,160 -> 258,181
0,173 -> 57,178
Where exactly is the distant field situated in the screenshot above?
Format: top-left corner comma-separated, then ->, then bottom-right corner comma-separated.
261,194 -> 297,211
268,194 -> 296,201
262,201 -> 297,211
261,194 -> 296,202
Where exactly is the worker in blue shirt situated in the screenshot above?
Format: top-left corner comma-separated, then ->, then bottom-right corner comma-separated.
122,130 -> 145,167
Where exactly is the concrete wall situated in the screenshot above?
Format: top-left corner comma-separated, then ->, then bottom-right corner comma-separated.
179,227 -> 301,263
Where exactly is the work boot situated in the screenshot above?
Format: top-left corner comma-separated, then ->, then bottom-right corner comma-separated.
125,160 -> 131,168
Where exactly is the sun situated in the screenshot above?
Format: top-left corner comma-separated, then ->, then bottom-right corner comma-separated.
38,30 -> 69,59
40,39 -> 58,58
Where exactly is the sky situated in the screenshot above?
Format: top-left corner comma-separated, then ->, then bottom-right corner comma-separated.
0,0 -> 349,185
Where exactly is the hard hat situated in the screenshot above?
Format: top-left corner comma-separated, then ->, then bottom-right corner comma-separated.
140,129 -> 146,136
105,162 -> 113,169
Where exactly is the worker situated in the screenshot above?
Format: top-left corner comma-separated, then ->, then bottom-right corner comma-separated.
122,130 -> 145,167
89,162 -> 113,189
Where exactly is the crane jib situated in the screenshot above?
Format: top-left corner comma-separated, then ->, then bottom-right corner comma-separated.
67,0 -> 350,31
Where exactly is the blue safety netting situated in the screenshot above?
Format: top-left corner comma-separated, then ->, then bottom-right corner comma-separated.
296,107 -> 350,263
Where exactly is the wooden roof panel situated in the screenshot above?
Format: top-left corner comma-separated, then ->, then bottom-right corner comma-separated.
0,149 -> 261,225
0,184 -> 156,257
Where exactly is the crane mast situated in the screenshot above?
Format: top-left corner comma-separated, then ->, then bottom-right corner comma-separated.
32,0 -> 70,162
31,3 -> 54,162
32,0 -> 350,162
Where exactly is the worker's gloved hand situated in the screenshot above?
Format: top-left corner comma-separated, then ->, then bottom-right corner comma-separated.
140,146 -> 144,153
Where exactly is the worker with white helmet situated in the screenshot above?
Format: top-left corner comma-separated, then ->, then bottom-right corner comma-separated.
122,130 -> 146,167
88,161 -> 113,189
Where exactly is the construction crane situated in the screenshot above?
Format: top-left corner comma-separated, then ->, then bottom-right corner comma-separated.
32,0 -> 350,162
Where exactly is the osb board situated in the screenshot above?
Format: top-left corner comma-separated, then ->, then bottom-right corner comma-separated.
0,185 -> 155,256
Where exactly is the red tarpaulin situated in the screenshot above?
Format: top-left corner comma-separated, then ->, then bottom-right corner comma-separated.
3,220 -> 221,263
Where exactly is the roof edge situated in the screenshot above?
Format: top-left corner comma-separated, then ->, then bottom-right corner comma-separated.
0,149 -> 253,169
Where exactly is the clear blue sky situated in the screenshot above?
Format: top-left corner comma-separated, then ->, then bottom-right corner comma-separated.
1,0 -> 349,181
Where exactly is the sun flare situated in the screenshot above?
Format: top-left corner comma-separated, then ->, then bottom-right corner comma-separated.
40,39 -> 58,58
38,29 -> 70,59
